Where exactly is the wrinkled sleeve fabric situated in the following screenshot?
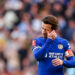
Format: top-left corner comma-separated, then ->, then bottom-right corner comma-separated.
63,56 -> 75,67
32,38 -> 52,60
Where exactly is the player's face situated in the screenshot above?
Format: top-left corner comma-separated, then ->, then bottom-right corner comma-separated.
42,22 -> 52,38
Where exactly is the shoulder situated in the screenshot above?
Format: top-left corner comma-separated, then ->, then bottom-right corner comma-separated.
57,37 -> 70,50
57,36 -> 69,44
57,37 -> 71,49
32,36 -> 43,46
33,36 -> 43,41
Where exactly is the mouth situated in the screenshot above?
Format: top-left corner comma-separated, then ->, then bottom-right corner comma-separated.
43,33 -> 47,35
43,33 -> 47,38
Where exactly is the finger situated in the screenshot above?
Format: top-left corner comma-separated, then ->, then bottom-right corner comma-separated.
52,62 -> 60,65
47,31 -> 49,34
48,33 -> 53,38
52,59 -> 60,64
52,59 -> 59,61
51,30 -> 57,36
52,63 -> 60,66
52,60 -> 59,63
52,61 -> 60,65
52,58 -> 63,66
52,61 -> 62,66
47,32 -> 52,36
52,62 -> 60,66
52,60 -> 60,63
52,32 -> 57,37
51,32 -> 57,39
51,30 -> 55,33
52,60 -> 60,64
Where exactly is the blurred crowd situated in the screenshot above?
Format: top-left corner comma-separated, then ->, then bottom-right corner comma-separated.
0,0 -> 75,75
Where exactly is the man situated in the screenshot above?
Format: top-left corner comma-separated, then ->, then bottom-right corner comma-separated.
32,15 -> 75,75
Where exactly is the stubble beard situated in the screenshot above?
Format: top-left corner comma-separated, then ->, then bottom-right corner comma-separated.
43,34 -> 47,38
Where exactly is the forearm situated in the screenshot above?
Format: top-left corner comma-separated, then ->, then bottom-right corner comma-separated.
63,56 -> 75,67
33,38 -> 52,60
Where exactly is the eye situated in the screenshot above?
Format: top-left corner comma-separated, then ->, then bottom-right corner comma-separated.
46,29 -> 50,31
42,27 -> 45,30
42,27 -> 44,29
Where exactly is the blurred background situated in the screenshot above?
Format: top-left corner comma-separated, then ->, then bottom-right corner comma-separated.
0,0 -> 75,75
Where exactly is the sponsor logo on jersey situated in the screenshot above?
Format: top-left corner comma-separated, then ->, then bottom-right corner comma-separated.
44,52 -> 63,59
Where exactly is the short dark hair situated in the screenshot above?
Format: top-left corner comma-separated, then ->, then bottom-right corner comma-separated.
42,15 -> 58,30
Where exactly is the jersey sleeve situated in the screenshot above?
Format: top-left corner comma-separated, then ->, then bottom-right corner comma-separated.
63,56 -> 75,67
63,40 -> 75,67
32,38 -> 52,60
32,39 -> 41,52
64,40 -> 74,58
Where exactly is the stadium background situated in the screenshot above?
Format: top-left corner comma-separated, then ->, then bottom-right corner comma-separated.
0,0 -> 75,75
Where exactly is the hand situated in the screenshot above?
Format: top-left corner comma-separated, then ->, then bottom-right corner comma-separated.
52,58 -> 63,67
47,30 -> 57,40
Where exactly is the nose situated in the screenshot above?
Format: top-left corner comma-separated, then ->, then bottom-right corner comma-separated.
42,30 -> 46,34
42,29 -> 46,32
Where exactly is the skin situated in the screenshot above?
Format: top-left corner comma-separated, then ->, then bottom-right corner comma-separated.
41,22 -> 63,66
42,22 -> 57,40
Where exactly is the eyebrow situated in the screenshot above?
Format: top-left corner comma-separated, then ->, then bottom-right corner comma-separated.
42,27 -> 50,30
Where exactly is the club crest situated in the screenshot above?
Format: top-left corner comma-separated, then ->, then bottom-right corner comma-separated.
58,44 -> 63,49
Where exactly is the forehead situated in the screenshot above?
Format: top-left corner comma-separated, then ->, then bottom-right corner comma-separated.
42,22 -> 52,29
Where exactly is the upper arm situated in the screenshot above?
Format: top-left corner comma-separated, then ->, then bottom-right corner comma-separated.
32,39 -> 41,51
32,39 -> 43,60
64,40 -> 74,58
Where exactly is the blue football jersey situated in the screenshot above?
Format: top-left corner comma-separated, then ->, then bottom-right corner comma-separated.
32,36 -> 72,75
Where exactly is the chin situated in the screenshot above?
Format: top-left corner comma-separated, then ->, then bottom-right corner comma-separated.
43,35 -> 47,38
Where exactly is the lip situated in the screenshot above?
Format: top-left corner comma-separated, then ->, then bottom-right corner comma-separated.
43,33 -> 46,34
43,33 -> 47,35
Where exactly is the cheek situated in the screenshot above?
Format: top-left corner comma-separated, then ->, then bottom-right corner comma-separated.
42,29 -> 45,32
42,30 -> 46,33
47,30 -> 52,33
